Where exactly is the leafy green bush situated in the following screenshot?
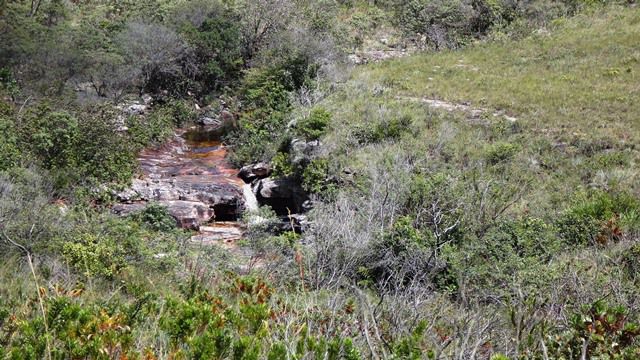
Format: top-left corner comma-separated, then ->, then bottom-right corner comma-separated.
484,142 -> 520,164
61,232 -> 129,278
555,211 -> 601,246
0,67 -> 19,98
128,204 -> 177,232
0,115 -> 20,171
396,0 -> 477,49
622,243 -> 640,282
163,99 -> 197,128
302,158 -> 336,196
395,0 -> 617,49
353,114 -> 412,144
453,216 -> 560,298
363,216 -> 435,289
182,9 -> 244,93
297,107 -> 331,141
5,103 -> 137,188
74,108 -> 137,185
59,215 -> 179,278
19,106 -> 79,170
556,189 -> 640,245
226,66 -> 293,165
546,300 -> 640,359
271,152 -> 296,178
127,106 -> 174,147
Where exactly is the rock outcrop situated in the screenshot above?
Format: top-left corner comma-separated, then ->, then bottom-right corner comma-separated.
252,177 -> 309,215
113,128 -> 246,229
238,162 -> 271,183
290,138 -> 321,166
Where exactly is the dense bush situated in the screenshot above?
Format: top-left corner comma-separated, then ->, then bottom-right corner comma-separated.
128,204 -> 178,232
302,158 -> 334,195
484,141 -> 520,164
1,1 -> 639,359
557,189 -> 640,245
393,0 -> 623,48
352,114 -> 413,144
2,103 -> 137,189
546,300 -> 640,359
296,107 -> 332,141
180,6 -> 244,93
226,65 -> 298,165
0,113 -> 20,171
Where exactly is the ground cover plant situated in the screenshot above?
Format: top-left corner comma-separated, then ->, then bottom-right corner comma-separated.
0,0 -> 639,358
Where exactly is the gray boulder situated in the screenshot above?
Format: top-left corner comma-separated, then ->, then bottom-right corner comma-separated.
290,138 -> 320,166
252,177 -> 308,215
238,162 -> 271,183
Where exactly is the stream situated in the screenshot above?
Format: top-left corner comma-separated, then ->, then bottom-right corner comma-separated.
113,126 -> 259,249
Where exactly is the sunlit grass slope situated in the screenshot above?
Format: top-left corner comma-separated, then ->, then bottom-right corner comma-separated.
361,6 -> 640,136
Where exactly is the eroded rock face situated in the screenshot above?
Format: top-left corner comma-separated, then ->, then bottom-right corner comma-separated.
290,138 -> 320,166
113,128 -> 246,229
238,162 -> 271,183
252,177 -> 309,215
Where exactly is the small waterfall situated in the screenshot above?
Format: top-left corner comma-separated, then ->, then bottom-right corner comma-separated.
242,184 -> 259,212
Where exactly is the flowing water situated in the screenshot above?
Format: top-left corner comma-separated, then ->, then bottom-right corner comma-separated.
134,126 -> 258,247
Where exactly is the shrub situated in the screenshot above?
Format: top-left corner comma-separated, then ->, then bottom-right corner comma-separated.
163,99 -> 197,128
0,168 -> 62,255
127,106 -> 174,147
492,217 -> 560,260
227,66 -> 294,165
58,214 -> 179,279
302,158 -> 335,196
75,108 -> 137,185
117,21 -> 192,94
484,142 -> 520,164
453,216 -> 560,299
61,232 -> 128,278
546,300 -> 640,359
556,189 -> 640,245
296,107 -> 331,141
593,151 -> 629,169
396,0 -> 477,49
182,9 -> 244,93
0,67 -> 19,98
353,114 -> 412,144
622,242 -> 640,282
555,211 -> 601,246
128,204 -> 177,232
406,172 -> 463,245
0,116 -> 20,171
19,107 -> 79,170
8,103 -> 138,188
364,216 -> 435,290
271,152 -> 296,178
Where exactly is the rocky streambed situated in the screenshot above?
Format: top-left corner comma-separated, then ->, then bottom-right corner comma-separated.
112,124 -> 310,247
113,126 -> 257,246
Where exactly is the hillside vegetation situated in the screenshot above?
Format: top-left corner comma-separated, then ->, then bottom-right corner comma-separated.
1,1 -> 639,359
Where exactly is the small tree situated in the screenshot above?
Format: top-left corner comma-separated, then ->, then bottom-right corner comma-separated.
117,21 -> 192,94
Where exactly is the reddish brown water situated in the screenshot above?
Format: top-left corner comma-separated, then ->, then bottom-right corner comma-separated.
136,127 -> 247,244
137,128 -> 243,188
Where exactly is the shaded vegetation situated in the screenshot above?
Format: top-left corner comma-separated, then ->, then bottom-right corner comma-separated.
0,0 -> 639,358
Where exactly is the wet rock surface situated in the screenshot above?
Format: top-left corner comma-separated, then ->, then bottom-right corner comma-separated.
114,127 -> 248,237
238,162 -> 271,183
113,123 -> 311,252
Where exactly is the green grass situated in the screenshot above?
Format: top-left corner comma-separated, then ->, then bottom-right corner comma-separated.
320,5 -> 639,216
360,6 -> 640,136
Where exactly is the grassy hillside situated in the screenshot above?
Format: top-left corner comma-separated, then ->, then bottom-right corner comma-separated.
300,5 -> 640,357
321,6 -> 639,211
364,7 -> 640,134
1,2 -> 640,359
